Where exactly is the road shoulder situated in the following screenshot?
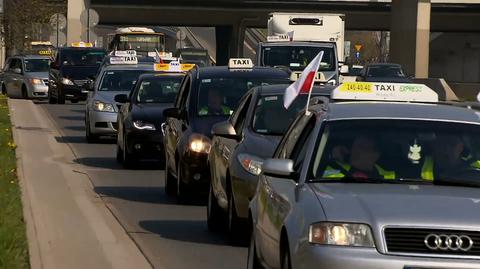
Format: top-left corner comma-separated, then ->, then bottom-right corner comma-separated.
10,99 -> 152,269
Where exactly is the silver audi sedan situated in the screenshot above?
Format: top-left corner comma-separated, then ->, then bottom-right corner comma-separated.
248,100 -> 480,269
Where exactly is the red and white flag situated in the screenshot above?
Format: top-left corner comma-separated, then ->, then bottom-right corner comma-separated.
283,51 -> 324,109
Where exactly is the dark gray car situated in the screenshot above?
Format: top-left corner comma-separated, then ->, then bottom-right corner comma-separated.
207,84 -> 332,240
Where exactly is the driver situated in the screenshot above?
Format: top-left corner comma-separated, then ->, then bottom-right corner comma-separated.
323,133 -> 395,180
199,88 -> 231,116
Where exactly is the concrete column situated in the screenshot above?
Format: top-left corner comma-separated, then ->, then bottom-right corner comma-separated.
390,0 -> 431,78
215,22 -> 245,65
67,0 -> 89,45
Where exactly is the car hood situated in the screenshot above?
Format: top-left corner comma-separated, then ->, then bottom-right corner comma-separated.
132,103 -> 173,128
310,183 -> 480,228
94,91 -> 128,104
244,134 -> 282,159
24,72 -> 48,79
61,66 -> 100,80
191,116 -> 230,138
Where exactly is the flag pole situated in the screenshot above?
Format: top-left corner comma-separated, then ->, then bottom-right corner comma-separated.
304,51 -> 324,115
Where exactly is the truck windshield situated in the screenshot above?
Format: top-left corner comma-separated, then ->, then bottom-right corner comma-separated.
311,120 -> 480,186
24,59 -> 50,72
261,46 -> 335,72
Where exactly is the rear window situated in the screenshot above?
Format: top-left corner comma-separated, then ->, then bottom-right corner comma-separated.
61,50 -> 106,66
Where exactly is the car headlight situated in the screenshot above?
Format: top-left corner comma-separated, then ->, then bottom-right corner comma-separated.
30,78 -> 43,85
309,223 -> 375,247
237,153 -> 263,176
189,134 -> 211,154
133,120 -> 156,130
93,100 -> 115,112
326,79 -> 337,86
61,77 -> 74,85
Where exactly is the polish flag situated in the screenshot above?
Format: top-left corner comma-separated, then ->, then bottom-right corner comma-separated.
283,51 -> 324,109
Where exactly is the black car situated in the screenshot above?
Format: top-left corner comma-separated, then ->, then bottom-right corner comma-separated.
175,48 -> 211,67
115,73 -> 184,168
162,60 -> 290,202
48,46 -> 106,104
357,63 -> 412,83
207,85 -> 333,238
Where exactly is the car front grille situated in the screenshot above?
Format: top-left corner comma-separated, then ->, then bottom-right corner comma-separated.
74,80 -> 87,86
384,228 -> 480,257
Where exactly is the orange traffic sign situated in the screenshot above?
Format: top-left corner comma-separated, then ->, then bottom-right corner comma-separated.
355,44 -> 363,51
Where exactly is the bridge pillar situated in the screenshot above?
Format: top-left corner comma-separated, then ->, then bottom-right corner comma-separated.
390,0 -> 431,78
67,0 -> 89,45
215,22 -> 245,66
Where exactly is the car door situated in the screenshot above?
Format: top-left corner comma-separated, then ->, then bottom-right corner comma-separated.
213,93 -> 252,201
49,52 -> 61,95
8,59 -> 22,97
2,58 -> 13,93
165,75 -> 191,174
257,113 -> 316,267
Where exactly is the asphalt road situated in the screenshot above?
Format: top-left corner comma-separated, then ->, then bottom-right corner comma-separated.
36,100 -> 247,269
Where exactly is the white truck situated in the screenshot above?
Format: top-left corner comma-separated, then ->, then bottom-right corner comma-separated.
256,12 -> 347,85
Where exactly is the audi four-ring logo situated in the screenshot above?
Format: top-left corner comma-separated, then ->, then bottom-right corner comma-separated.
424,234 -> 474,252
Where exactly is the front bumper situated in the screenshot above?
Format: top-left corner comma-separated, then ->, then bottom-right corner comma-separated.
62,85 -> 88,100
298,245 -> 480,269
89,110 -> 118,135
179,152 -> 210,194
29,84 -> 48,98
125,130 -> 165,160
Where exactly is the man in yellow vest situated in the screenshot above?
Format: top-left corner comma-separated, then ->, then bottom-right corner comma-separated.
323,134 -> 395,180
199,88 -> 231,116
421,134 -> 479,181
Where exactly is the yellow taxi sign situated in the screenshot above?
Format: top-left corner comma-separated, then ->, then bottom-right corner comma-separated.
154,61 -> 195,72
332,82 -> 438,103
228,58 -> 254,69
71,42 -> 93,48
38,50 -> 52,56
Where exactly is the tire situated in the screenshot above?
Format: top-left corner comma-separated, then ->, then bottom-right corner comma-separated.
164,154 -> 176,195
122,133 -> 136,169
228,184 -> 245,244
176,161 -> 189,203
21,85 -> 28,99
247,230 -> 264,269
85,118 -> 99,143
207,183 -> 225,232
48,87 -> 57,104
57,88 -> 65,104
281,242 -> 292,269
116,144 -> 123,163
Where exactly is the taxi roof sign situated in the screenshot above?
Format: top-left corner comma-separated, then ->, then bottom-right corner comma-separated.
110,56 -> 138,65
228,58 -> 254,69
332,82 -> 439,103
71,42 -> 93,48
154,61 -> 195,72
114,50 -> 136,57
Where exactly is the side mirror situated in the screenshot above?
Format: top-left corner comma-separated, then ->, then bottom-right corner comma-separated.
114,94 -> 129,103
339,65 -> 349,76
163,107 -> 181,119
211,121 -> 239,140
84,79 -> 95,91
262,158 -> 296,179
13,68 -> 22,74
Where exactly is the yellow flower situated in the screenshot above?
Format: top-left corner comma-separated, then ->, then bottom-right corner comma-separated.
7,141 -> 16,149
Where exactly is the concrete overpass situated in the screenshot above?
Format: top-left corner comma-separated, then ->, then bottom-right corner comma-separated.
68,0 -> 480,77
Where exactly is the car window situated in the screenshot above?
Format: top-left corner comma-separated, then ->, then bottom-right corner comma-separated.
9,59 -> 20,71
274,113 -> 313,159
367,66 -> 405,78
311,120 -> 480,184
60,50 -> 106,66
136,76 -> 183,103
197,77 -> 287,117
233,95 -> 252,134
24,59 -> 50,72
99,70 -> 149,92
175,76 -> 191,109
3,59 -> 11,71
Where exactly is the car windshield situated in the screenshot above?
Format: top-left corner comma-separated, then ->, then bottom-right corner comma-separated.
24,59 -> 50,72
311,120 -> 480,186
261,46 -> 335,72
179,51 -> 210,67
253,94 -> 320,135
61,50 -> 106,66
136,76 -> 183,103
197,77 -> 288,117
99,70 -> 149,91
367,66 -> 405,78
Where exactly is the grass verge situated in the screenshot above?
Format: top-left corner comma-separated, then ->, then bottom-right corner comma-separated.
0,95 -> 29,268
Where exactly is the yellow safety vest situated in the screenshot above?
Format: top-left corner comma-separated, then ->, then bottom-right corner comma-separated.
421,156 -> 480,181
323,162 -> 396,180
199,105 -> 231,116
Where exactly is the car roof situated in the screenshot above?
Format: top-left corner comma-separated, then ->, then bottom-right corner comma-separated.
194,66 -> 289,79
260,41 -> 336,48
322,102 -> 480,125
101,63 -> 154,71
255,84 -> 335,96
